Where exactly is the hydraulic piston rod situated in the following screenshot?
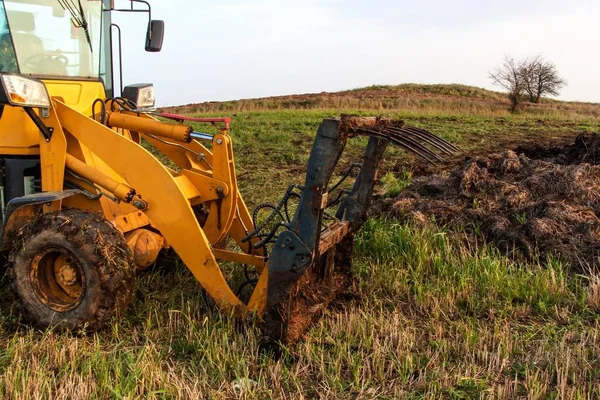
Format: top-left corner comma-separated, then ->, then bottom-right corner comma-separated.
190,132 -> 214,142
65,154 -> 137,204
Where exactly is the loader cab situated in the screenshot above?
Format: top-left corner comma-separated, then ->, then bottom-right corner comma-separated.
0,0 -> 163,216
0,0 -> 112,93
0,0 -> 164,99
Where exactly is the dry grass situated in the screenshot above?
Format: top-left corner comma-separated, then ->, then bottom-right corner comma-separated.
587,274 -> 600,312
162,84 -> 600,121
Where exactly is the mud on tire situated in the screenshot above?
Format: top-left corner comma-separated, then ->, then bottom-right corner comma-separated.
10,209 -> 135,331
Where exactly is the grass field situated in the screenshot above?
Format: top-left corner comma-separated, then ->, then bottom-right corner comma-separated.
1,85 -> 600,399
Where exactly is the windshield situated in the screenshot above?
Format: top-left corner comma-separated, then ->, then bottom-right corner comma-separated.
0,0 -> 104,78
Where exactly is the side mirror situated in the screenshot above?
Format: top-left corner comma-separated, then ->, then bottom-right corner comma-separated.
145,20 -> 164,52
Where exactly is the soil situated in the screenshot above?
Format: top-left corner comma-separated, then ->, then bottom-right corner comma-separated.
387,130 -> 578,178
379,133 -> 600,270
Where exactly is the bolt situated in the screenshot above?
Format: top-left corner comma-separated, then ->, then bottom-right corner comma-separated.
216,186 -> 224,193
132,200 -> 146,210
284,237 -> 292,244
216,138 -> 223,145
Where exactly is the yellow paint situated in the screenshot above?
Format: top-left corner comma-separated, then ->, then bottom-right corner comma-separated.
203,133 -> 239,245
0,80 -> 105,154
53,100 -> 248,314
125,229 -> 165,269
247,266 -> 268,314
106,111 -> 192,142
179,169 -> 229,202
39,107 -> 67,212
65,153 -> 135,203
112,209 -> 151,233
172,175 -> 202,202
44,80 -> 106,116
0,106 -> 41,152
213,248 -> 267,269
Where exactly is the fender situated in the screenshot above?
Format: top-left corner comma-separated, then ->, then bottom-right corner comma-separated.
0,189 -> 83,252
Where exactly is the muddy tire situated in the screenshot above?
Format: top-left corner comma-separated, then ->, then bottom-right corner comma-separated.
10,209 -> 135,331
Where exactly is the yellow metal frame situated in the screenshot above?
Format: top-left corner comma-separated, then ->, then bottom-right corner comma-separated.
0,78 -> 270,316
58,101 -> 268,313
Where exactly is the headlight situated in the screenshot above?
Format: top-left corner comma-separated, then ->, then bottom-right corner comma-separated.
122,83 -> 155,109
0,74 -> 50,108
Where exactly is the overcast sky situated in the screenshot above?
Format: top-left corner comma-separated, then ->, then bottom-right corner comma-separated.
112,0 -> 600,107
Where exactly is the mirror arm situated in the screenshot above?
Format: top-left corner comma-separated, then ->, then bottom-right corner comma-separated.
130,0 -> 151,21
107,0 -> 151,24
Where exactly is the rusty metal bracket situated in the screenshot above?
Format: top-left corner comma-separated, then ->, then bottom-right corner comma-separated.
335,197 -> 367,227
260,116 -> 456,351
263,230 -> 312,349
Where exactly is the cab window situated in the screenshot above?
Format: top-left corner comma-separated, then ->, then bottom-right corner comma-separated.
0,2 -> 18,73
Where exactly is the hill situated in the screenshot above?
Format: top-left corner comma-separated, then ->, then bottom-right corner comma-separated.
162,83 -> 600,119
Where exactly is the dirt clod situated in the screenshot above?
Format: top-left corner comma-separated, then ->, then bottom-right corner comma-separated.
384,133 -> 600,270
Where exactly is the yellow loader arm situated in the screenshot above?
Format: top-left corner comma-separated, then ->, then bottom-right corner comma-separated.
53,100 -> 262,315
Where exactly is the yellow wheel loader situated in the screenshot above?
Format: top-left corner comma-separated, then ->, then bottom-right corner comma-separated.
0,0 -> 456,351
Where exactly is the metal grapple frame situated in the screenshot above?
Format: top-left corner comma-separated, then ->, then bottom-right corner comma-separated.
255,116 -> 457,347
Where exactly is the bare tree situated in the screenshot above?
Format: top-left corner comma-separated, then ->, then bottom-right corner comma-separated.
521,55 -> 566,103
489,55 -> 525,111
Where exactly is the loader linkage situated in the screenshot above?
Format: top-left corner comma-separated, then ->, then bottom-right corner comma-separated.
250,116 -> 456,350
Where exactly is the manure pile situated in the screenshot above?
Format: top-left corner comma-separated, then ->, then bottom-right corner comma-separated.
386,134 -> 600,269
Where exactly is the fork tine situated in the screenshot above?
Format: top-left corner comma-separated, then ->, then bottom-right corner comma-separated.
387,127 -> 456,155
382,130 -> 445,162
339,116 -> 458,164
406,126 -> 460,152
359,129 -> 440,164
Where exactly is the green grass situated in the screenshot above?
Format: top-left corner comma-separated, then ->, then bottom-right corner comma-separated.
1,88 -> 600,398
186,108 -> 598,206
1,220 -> 599,398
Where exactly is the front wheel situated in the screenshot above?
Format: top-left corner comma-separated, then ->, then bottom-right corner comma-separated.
10,209 -> 135,331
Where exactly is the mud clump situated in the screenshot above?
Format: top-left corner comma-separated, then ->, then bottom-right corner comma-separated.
387,133 -> 600,269
516,134 -> 600,165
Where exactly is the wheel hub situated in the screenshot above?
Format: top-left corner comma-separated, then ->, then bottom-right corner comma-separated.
58,264 -> 78,286
30,248 -> 85,312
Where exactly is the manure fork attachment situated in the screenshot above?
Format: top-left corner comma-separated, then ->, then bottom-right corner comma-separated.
249,116 -> 456,350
